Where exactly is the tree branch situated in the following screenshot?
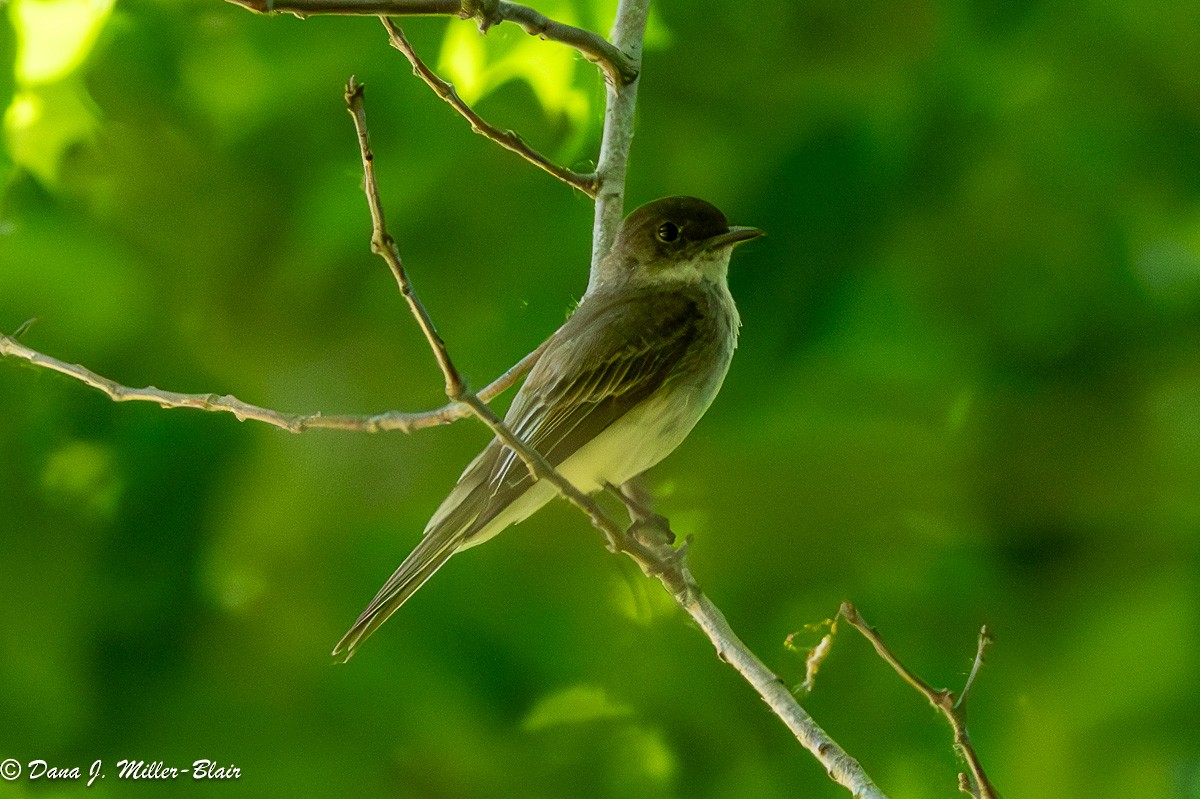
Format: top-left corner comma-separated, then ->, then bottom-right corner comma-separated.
0,325 -> 546,434
587,0 -> 649,286
223,0 -> 638,88
379,18 -> 598,196
839,603 -> 1000,799
345,78 -> 889,799
345,75 -> 468,402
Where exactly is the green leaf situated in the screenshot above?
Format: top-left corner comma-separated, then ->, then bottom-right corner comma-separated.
11,0 -> 115,84
522,684 -> 634,731
436,10 -> 591,129
4,0 -> 115,188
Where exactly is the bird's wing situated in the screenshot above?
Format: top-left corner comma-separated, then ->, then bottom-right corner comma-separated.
482,288 -> 706,503
332,289 -> 706,661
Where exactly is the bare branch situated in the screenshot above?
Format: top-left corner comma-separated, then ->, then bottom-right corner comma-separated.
839,603 -> 1000,799
345,75 -> 468,401
379,19 -> 598,197
223,0 -> 638,87
493,1 -> 636,86
345,77 -> 889,799
587,0 -> 650,287
477,335 -> 548,401
957,625 -> 992,712
0,330 -> 544,434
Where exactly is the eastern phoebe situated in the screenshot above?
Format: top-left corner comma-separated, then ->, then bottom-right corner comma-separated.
334,196 -> 761,660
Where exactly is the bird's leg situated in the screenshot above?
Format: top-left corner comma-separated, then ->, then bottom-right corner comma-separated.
604,479 -> 675,547
617,475 -> 655,522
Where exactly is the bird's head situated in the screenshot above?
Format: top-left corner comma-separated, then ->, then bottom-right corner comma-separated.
598,196 -> 762,289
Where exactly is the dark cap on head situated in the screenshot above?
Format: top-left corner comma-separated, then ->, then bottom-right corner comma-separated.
614,196 -> 728,256
606,196 -> 762,277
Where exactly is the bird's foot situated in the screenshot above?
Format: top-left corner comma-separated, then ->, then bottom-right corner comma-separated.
628,512 -> 676,548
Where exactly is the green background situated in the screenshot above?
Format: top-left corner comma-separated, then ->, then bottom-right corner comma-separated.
2,0 -> 1198,796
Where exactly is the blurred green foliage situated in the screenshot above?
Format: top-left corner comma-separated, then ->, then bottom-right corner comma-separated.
2,0 -> 1199,797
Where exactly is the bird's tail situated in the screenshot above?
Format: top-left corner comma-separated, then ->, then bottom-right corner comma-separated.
332,438 -> 527,661
331,520 -> 466,663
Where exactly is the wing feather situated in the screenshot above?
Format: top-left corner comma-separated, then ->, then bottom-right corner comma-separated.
480,290 -> 703,501
333,287 -> 712,660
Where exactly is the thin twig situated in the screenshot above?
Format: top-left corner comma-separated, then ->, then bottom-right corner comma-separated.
491,0 -> 636,86
346,75 -> 465,401
380,19 -> 598,197
957,625 -> 992,712
223,0 -> 637,87
0,330 -> 544,434
346,76 -> 618,531
840,603 -> 1000,799
345,78 -> 889,799
11,317 -> 38,339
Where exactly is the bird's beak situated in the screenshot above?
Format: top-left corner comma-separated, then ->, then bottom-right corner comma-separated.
704,225 -> 765,250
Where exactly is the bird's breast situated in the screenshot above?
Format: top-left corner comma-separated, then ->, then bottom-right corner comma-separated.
559,307 -> 737,491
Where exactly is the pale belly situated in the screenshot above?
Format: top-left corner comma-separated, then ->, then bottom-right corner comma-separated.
459,351 -> 733,550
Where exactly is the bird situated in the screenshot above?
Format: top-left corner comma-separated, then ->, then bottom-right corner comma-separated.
333,196 -> 762,660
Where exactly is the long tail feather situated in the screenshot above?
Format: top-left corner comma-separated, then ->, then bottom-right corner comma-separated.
331,529 -> 463,662
333,435 -> 550,659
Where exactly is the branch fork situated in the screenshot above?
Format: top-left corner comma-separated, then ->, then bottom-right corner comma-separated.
379,18 -> 600,197
837,603 -> 1000,799
223,0 -> 638,87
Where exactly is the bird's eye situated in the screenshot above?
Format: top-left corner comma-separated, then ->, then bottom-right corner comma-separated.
656,222 -> 680,243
